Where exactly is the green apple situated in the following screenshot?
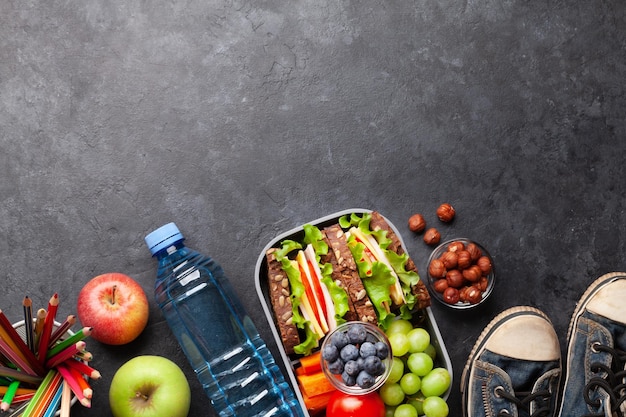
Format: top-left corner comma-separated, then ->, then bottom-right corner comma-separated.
109,355 -> 191,417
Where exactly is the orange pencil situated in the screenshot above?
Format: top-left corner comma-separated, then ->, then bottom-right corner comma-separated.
56,364 -> 91,407
38,293 -> 59,363
67,364 -> 92,399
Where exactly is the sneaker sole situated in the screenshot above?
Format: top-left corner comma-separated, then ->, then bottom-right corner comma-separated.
460,306 -> 554,415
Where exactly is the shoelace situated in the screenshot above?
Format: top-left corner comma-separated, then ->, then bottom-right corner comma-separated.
494,386 -> 553,417
582,343 -> 626,417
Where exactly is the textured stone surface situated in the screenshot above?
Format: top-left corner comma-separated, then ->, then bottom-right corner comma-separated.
1,1 -> 625,415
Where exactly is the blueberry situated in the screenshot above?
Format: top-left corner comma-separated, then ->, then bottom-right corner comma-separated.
322,344 -> 339,362
364,355 -> 384,376
327,358 -> 344,375
359,341 -> 377,358
375,341 -> 389,359
366,333 -> 378,344
341,371 -> 356,386
356,370 -> 375,388
331,331 -> 350,350
347,324 -> 367,344
340,344 -> 360,362
344,359 -> 362,377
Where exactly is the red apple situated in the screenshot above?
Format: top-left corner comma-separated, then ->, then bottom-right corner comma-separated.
77,272 -> 149,345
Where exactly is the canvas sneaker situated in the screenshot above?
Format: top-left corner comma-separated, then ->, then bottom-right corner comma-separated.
461,306 -> 561,417
556,272 -> 626,417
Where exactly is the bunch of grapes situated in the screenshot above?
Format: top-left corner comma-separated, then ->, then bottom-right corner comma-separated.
380,319 -> 451,417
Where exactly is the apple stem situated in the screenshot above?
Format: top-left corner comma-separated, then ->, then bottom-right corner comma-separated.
111,285 -> 117,305
135,392 -> 150,401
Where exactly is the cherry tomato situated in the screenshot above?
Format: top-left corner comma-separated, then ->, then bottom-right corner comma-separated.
326,391 -> 385,417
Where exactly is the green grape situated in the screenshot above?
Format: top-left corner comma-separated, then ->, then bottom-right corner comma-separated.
388,357 -> 405,383
423,343 -> 437,359
407,393 -> 425,415
379,382 -> 406,406
388,332 -> 410,357
420,368 -> 452,397
407,352 -> 434,376
406,328 -> 430,353
394,403 -> 418,417
387,319 -> 413,335
400,372 -> 421,395
422,396 -> 449,417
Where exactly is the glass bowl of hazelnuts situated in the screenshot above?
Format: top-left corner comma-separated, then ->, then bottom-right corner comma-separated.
426,238 -> 495,309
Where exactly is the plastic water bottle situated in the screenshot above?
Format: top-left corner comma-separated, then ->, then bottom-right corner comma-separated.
145,223 -> 304,417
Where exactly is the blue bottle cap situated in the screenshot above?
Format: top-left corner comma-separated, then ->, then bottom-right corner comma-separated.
145,222 -> 184,256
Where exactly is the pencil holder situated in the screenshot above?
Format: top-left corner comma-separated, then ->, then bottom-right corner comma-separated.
9,320 -> 79,416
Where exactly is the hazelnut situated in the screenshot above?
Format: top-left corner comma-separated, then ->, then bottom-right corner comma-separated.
465,287 -> 483,304
458,286 -> 470,302
462,265 -> 482,282
436,203 -> 455,222
477,256 -> 492,274
432,279 -> 448,293
442,287 -> 460,304
476,276 -> 489,291
408,213 -> 426,233
445,269 -> 465,288
456,250 -> 472,269
447,241 -> 465,253
428,259 -> 446,279
466,243 -> 482,261
423,228 -> 441,246
440,251 -> 458,269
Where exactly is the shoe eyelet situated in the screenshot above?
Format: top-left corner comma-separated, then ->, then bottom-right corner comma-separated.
498,410 -> 511,416
590,342 -> 601,353
494,386 -> 504,398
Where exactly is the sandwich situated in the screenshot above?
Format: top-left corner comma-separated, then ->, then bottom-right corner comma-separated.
266,211 -> 430,356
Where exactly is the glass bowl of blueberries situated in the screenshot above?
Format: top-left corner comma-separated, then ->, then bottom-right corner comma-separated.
320,321 -> 392,395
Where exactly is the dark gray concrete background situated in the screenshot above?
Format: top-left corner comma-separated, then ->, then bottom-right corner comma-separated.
1,1 -> 625,416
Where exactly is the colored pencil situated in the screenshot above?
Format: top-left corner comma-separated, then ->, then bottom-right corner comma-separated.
59,380 -> 71,417
20,369 -> 59,417
33,309 -> 47,349
0,336 -> 39,376
42,383 -> 63,417
45,341 -> 86,369
67,364 -> 92,399
6,399 -> 29,417
0,386 -> 37,396
46,327 -> 92,359
62,359 -> 101,380
73,350 -> 93,362
26,370 -> 62,417
37,293 -> 59,363
0,310 -> 45,376
48,315 -> 76,348
23,297 -> 35,353
1,380 -> 20,411
0,365 -> 43,384
56,364 -> 90,407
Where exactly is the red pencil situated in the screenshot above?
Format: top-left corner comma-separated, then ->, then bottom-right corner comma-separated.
38,293 -> 59,363
45,341 -> 86,369
62,359 -> 101,380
